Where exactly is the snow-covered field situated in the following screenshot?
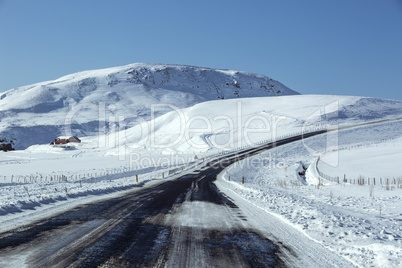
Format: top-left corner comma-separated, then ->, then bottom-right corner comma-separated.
1,63 -> 402,267
316,140 -> 402,185
217,120 -> 402,267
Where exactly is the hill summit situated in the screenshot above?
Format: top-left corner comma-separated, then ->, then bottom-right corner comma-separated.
0,63 -> 299,149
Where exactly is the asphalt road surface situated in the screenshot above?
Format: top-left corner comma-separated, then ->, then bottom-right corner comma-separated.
0,130 -> 356,267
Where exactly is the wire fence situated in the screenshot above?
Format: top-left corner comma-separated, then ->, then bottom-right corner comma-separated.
315,156 -> 402,190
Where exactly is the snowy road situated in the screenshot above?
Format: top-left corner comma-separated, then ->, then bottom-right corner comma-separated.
0,164 -> 283,267
0,130 -> 363,267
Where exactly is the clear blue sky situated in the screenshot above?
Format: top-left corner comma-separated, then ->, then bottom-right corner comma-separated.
1,0 -> 401,100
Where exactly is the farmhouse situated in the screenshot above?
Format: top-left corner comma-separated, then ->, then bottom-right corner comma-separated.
54,136 -> 81,145
55,138 -> 68,145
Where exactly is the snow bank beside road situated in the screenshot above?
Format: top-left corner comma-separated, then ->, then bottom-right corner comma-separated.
0,146 -> 205,233
217,123 -> 402,267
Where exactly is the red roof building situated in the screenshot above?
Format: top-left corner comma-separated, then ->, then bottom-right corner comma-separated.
55,138 -> 68,144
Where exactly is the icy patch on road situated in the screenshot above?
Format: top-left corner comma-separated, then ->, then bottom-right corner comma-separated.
162,201 -> 240,230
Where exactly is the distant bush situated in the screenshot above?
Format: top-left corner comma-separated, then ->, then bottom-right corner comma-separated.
0,138 -> 15,151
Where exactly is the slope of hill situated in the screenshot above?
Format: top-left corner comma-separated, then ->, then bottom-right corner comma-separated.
0,63 -> 298,149
103,95 -> 402,155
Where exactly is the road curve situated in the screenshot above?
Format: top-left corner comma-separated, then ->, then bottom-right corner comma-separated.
0,127 -> 370,267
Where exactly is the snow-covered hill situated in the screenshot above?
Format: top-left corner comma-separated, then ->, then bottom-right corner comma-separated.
103,95 -> 402,155
0,63 -> 298,149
